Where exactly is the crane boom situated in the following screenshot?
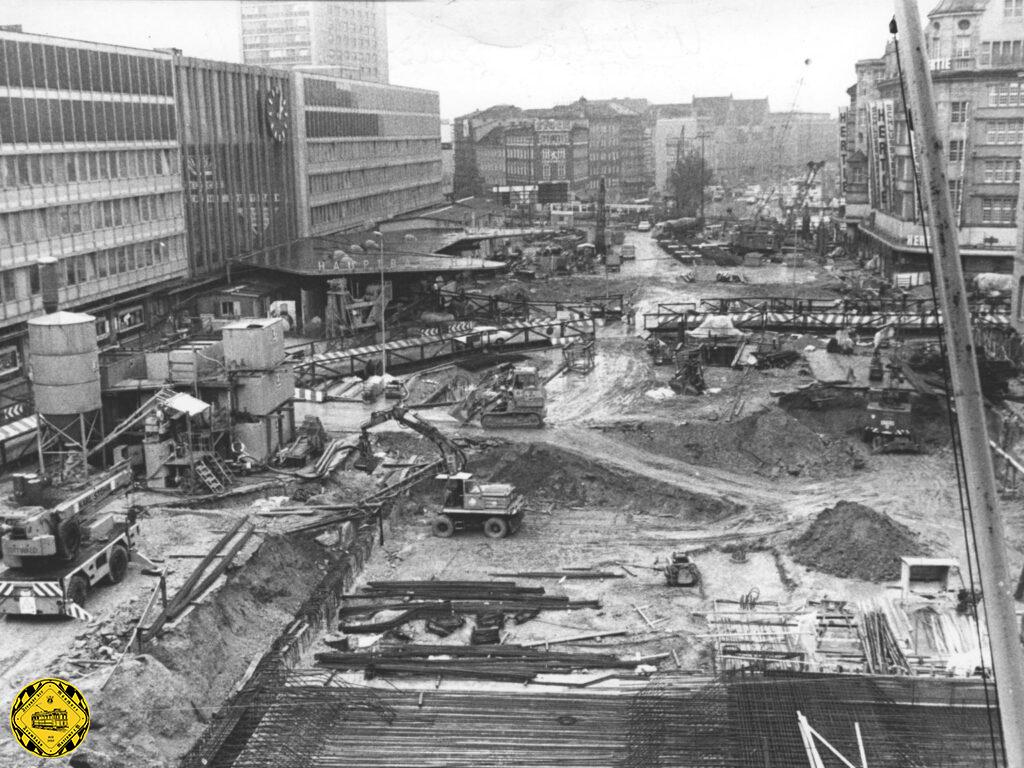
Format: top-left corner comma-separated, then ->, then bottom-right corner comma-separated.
359,404 -> 465,475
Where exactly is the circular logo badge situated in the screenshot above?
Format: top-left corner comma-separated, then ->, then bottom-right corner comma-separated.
9,678 -> 90,758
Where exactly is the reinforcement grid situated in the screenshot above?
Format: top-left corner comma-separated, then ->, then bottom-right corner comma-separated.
186,670 -> 1003,768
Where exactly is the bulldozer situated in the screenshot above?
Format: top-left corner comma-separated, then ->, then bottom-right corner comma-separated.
450,362 -> 547,429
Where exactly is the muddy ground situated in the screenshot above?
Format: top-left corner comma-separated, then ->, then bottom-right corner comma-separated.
3,230 -> 1022,767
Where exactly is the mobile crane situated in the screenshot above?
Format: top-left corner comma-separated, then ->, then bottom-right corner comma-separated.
0,459 -> 149,619
358,404 -> 526,538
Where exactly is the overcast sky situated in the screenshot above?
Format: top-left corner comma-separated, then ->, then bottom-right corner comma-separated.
0,0 -> 923,119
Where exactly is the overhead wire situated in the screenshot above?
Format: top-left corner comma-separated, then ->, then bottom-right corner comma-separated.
890,17 -> 1003,766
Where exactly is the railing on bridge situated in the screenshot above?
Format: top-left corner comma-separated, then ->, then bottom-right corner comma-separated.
291,315 -> 598,390
643,295 -> 1010,334
439,289 -> 624,322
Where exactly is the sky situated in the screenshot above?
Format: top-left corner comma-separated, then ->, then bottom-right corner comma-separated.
0,0 -> 927,119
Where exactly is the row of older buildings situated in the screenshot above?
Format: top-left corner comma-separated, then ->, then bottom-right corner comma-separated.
0,23 -> 443,385
841,0 -> 1024,299
454,97 -> 838,205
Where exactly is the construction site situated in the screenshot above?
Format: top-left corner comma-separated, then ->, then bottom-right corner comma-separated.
2,8 -> 1024,767
0,191 -> 1021,766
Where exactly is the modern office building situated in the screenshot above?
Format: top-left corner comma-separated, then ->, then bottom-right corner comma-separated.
291,71 -> 443,237
844,0 -> 1024,281
0,28 -> 189,366
240,1 -> 388,84
173,55 -> 298,279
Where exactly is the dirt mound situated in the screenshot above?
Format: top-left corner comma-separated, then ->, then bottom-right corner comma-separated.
469,443 -> 740,521
781,385 -> 951,451
75,535 -> 335,767
789,501 -> 927,581
611,406 -> 862,479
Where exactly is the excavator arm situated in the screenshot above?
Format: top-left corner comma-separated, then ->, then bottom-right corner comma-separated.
359,404 -> 466,474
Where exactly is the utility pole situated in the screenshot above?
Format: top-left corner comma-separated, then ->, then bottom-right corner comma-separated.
895,4 -> 1024,767
696,130 -> 712,221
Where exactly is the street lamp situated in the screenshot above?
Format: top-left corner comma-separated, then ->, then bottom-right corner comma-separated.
372,230 -> 386,378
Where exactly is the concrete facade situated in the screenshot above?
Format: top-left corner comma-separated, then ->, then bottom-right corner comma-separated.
847,0 -> 1024,279
0,29 -> 190,362
240,1 -> 388,84
173,55 -> 298,279
291,72 -> 443,237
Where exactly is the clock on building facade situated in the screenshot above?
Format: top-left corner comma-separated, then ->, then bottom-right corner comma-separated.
265,87 -> 289,143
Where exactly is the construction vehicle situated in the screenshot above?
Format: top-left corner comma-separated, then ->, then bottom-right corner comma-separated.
864,366 -> 919,454
0,461 -> 153,619
663,552 -> 701,587
357,405 -> 525,538
450,362 -> 547,429
358,403 -> 465,474
432,472 -> 526,539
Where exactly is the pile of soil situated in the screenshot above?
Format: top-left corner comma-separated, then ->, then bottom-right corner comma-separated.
469,442 -> 739,521
612,407 -> 862,479
76,535 -> 335,768
789,501 -> 927,581
781,385 -> 951,451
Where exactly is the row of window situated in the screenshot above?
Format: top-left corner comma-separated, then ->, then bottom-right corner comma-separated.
0,235 -> 179,304
988,82 -> 1024,107
0,149 -> 178,189
307,138 -> 438,166
61,237 -> 177,287
982,197 -> 1017,224
308,160 -> 440,196
985,119 -> 1024,144
981,40 -> 1024,67
0,39 -> 174,96
306,111 -> 380,139
0,98 -> 176,145
310,181 -> 440,229
982,159 -> 1022,183
303,79 -> 436,114
0,193 -> 180,247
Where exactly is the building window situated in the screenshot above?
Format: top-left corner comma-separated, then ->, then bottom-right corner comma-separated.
955,36 -> 972,58
948,139 -> 965,162
1006,0 -> 1023,16
983,159 -> 1021,182
985,119 -> 1024,143
951,101 -> 969,122
981,197 -> 1017,223
989,82 -> 1023,107
948,179 -> 963,211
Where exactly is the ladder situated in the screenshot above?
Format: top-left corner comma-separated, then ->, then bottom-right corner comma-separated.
193,460 -> 225,494
204,452 -> 235,488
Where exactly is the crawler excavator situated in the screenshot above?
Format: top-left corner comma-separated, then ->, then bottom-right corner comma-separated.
449,362 -> 547,429
357,404 -> 526,538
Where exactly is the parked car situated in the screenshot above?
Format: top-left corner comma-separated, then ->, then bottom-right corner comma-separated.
637,220 -> 652,232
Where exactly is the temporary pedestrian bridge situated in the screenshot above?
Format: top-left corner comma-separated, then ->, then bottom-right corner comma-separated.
644,295 -> 1009,335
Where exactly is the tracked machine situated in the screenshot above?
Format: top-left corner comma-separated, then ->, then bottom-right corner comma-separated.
450,363 -> 547,429
864,365 -> 919,454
